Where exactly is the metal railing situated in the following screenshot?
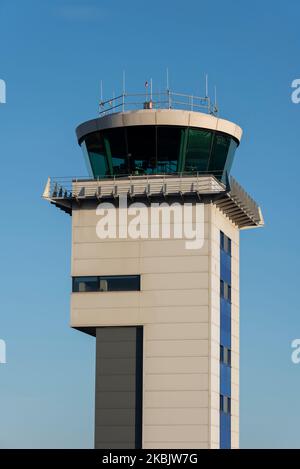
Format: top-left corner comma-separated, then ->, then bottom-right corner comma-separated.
43,172 -> 226,201
99,90 -> 218,117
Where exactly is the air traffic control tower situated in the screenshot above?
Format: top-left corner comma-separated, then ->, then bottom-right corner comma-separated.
43,88 -> 263,449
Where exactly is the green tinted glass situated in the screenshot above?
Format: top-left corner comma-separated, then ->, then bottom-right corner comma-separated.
208,133 -> 231,176
222,139 -> 238,182
185,129 -> 213,172
81,126 -> 237,180
157,126 -> 181,173
85,132 -> 109,177
103,127 -> 128,176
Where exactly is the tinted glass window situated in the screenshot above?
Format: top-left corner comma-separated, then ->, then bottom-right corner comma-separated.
157,126 -> 181,173
103,127 -> 128,176
84,132 -> 109,177
127,126 -> 156,175
73,276 -> 99,292
221,231 -> 232,256
100,275 -> 140,291
209,133 -> 231,176
81,126 -> 237,181
220,395 -> 231,414
73,275 -> 140,292
223,138 -> 238,181
220,346 -> 231,366
221,281 -> 231,302
227,238 -> 231,255
220,280 -> 224,298
220,231 -> 225,250
185,128 -> 213,172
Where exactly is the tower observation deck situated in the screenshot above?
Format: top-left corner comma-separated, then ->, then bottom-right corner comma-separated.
77,90 -> 241,184
43,87 -> 263,449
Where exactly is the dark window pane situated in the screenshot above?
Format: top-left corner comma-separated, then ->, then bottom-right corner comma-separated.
220,395 -> 224,412
227,238 -> 232,256
73,275 -> 140,292
103,127 -> 128,176
220,231 -> 225,251
220,395 -> 231,414
156,126 -> 181,173
81,140 -> 93,177
101,275 -> 140,291
224,347 -> 228,365
220,280 -> 224,298
220,345 -> 224,363
227,397 -> 231,414
127,126 -> 156,175
185,128 -> 213,173
209,133 -> 231,178
228,349 -> 231,366
227,285 -> 231,302
223,138 -> 238,182
84,132 -> 109,178
73,277 -> 99,292
220,346 -> 231,366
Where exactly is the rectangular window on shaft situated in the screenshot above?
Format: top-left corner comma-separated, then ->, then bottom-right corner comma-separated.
73,275 -> 140,292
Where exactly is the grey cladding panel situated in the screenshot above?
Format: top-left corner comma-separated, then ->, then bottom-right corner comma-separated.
95,327 -> 143,449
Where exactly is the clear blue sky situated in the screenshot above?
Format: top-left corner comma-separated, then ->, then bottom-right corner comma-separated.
0,0 -> 299,448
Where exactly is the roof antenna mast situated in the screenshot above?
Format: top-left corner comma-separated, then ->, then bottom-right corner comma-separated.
166,67 -> 171,109
122,70 -> 126,111
166,67 -> 169,91
205,74 -> 208,98
99,80 -> 104,113
214,85 -> 218,115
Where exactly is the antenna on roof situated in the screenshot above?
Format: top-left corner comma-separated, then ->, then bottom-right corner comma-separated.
122,70 -> 126,95
166,68 -> 169,91
99,80 -> 104,112
166,68 -> 171,108
111,89 -> 115,107
122,70 -> 126,111
205,74 -> 208,97
214,85 -> 218,114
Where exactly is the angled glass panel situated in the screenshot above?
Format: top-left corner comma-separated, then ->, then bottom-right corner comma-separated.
223,138 -> 238,181
84,132 -> 109,178
208,133 -> 231,179
81,140 -> 93,177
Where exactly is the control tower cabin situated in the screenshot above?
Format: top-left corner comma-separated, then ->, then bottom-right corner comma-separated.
43,90 -> 263,449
